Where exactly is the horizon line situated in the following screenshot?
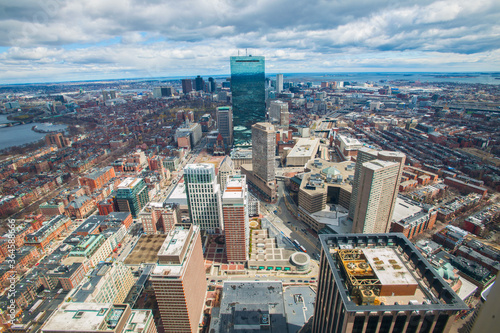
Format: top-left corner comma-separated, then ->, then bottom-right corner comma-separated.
2,70 -> 500,86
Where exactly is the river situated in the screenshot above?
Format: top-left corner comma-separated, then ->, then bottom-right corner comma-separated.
0,114 -> 67,151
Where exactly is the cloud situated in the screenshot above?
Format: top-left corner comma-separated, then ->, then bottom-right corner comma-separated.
0,0 -> 499,83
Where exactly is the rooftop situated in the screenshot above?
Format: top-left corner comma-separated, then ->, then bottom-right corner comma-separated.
320,233 -> 468,312
287,138 -> 320,158
118,177 -> 142,189
210,282 -> 287,333
41,303 -> 128,332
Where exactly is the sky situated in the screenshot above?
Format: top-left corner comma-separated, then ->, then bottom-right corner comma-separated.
0,0 -> 499,84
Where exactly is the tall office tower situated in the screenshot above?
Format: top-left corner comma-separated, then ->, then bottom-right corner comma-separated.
195,75 -> 204,91
181,79 -> 193,94
348,148 -> 379,220
184,163 -> 223,233
312,233 -> 467,333
218,155 -> 234,191
115,177 -> 149,218
216,106 -> 233,146
102,90 -> 109,102
348,149 -> 405,219
150,224 -> 206,333
230,55 -> 266,144
269,100 -> 288,123
109,90 -> 116,99
351,160 -> 400,234
276,73 -> 283,93
222,175 -> 249,263
252,122 -> 276,183
377,151 -> 406,227
208,77 -> 216,92
41,303 -> 158,333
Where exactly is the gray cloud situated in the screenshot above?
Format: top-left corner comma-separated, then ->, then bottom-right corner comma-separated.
0,0 -> 499,83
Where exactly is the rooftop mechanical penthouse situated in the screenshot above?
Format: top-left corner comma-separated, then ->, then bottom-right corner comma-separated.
312,233 -> 468,333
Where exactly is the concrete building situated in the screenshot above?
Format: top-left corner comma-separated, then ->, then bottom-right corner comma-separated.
230,148 -> 252,170
222,175 -> 249,264
115,178 -> 149,218
217,155 -> 234,192
296,160 -> 354,233
150,224 -> 206,333
175,122 -> 202,147
252,122 -> 276,183
276,73 -> 284,93
41,303 -> 157,333
351,160 -> 400,234
70,261 -> 134,304
184,163 -> 223,233
269,100 -> 288,124
216,106 -> 233,146
349,149 -> 405,226
286,138 -> 320,167
337,134 -> 363,160
312,233 -> 468,333
280,110 -> 290,127
348,148 -> 379,220
299,173 -> 327,214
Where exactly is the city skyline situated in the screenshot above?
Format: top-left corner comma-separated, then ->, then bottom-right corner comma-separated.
1,0 -> 499,84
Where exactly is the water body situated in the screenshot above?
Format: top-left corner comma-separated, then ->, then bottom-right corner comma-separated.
0,115 -> 67,151
280,72 -> 500,85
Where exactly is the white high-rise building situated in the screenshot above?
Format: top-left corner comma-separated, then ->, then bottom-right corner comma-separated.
276,74 -> 283,94
351,160 -> 400,234
184,163 -> 223,233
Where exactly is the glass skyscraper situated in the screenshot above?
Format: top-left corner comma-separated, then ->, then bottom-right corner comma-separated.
230,55 -> 265,145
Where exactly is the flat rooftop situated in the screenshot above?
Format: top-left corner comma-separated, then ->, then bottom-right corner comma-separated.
210,282 -> 287,332
363,248 -> 418,286
223,176 -> 245,200
124,234 -> 166,265
41,303 -> 127,332
118,177 -> 142,189
392,196 -> 424,223
287,138 -> 320,158
320,233 -> 468,312
158,225 -> 190,257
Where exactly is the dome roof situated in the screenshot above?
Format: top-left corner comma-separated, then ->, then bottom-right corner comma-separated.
321,166 -> 340,177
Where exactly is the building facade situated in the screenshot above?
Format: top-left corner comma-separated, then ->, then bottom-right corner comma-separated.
230,55 -> 266,144
181,79 -> 192,94
222,175 -> 249,264
276,73 -> 283,93
269,100 -> 288,123
184,164 -> 223,233
216,106 -> 233,146
150,224 -> 206,333
352,160 -> 400,234
115,178 -> 149,218
252,122 -> 276,183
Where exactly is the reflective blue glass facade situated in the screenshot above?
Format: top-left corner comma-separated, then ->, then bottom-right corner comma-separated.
230,56 -> 265,144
